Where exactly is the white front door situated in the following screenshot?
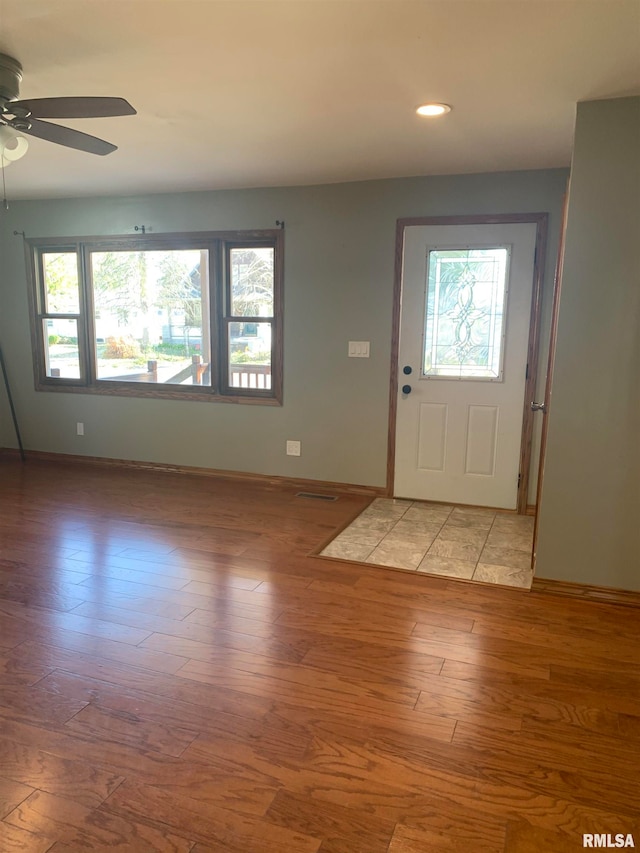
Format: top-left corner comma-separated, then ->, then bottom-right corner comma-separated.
394,223 -> 537,509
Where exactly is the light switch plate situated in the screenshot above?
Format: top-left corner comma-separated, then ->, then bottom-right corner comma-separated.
286,440 -> 301,456
348,341 -> 370,358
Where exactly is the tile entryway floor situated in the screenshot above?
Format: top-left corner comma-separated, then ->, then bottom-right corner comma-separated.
320,498 -> 534,589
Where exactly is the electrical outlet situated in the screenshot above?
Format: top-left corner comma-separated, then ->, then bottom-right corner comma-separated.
76,422 -> 84,436
286,440 -> 301,457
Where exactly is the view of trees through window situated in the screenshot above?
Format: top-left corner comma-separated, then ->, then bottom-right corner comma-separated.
91,249 -> 210,385
38,240 -> 278,395
42,251 -> 82,379
227,247 -> 274,389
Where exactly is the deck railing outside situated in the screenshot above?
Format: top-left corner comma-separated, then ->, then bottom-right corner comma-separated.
229,363 -> 271,390
102,355 -> 271,390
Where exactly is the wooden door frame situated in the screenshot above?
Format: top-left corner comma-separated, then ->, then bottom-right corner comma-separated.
532,191 -> 569,562
386,213 -> 549,514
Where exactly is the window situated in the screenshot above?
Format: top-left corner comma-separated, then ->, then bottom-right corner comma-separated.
27,230 -> 283,403
423,246 -> 510,380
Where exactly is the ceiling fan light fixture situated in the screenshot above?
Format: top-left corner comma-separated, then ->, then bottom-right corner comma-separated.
0,125 -> 29,167
416,103 -> 451,117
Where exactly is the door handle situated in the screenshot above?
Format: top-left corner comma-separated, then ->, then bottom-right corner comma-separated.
530,401 -> 546,412
402,385 -> 412,395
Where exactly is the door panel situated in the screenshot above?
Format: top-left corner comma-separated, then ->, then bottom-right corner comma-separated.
465,405 -> 499,476
417,403 -> 447,471
394,223 -> 537,509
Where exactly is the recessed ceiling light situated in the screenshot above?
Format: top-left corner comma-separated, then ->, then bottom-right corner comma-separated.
416,103 -> 451,117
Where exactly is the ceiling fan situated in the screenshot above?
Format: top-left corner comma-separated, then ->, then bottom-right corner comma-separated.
0,53 -> 136,158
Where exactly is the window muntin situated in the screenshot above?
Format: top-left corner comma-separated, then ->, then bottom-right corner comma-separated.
423,246 -> 510,380
28,231 -> 282,403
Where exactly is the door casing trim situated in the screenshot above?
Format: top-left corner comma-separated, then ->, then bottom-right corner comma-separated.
387,213 -> 549,514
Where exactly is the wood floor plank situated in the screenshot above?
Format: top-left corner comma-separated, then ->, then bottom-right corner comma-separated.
307,579 -> 476,631
503,820 -> 584,852
64,702 -> 200,758
36,669 -> 281,752
0,716 -> 279,816
0,735 -> 124,807
102,781 -> 321,852
1,457 -> 638,852
450,723 -> 640,815
264,789 -> 396,853
23,630 -> 190,675
388,822 -> 505,853
413,620 -> 626,676
0,820 -> 55,853
389,794 -> 508,852
0,599 -> 153,646
0,655 -> 53,688
300,641 -> 444,690
175,654 -> 427,719
3,789 -> 193,852
470,614 -> 640,664
0,779 -> 35,821
440,659 -> 640,717
0,682 -> 88,727
70,598 -> 279,641
141,626 -> 313,665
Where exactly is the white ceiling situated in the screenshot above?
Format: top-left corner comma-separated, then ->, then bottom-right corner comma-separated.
1,0 -> 639,200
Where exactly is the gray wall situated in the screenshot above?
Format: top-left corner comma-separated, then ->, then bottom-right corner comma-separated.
536,98 -> 640,590
0,170 -> 566,492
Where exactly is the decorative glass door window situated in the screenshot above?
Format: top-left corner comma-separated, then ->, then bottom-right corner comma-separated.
423,246 -> 510,379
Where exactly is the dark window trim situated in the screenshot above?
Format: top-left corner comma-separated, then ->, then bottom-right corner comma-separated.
25,229 -> 284,405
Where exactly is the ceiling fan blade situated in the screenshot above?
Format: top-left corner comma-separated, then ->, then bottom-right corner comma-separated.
21,117 -> 117,155
10,97 -> 136,119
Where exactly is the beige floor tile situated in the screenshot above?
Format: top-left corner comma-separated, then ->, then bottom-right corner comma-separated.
349,515 -> 398,533
485,529 -> 534,552
321,540 -> 375,561
473,562 -> 533,589
403,506 -> 453,525
479,545 -> 532,571
392,519 -> 444,538
450,506 -> 496,522
320,499 -> 534,591
451,505 -> 496,515
445,514 -> 494,531
491,514 -> 535,534
428,537 -> 484,562
366,542 -> 426,570
436,525 -> 489,548
414,501 -> 455,511
366,498 -> 412,515
417,555 -> 476,579
380,533 -> 436,553
334,528 -> 387,547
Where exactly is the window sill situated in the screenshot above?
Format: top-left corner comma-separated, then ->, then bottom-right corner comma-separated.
34,380 -> 282,406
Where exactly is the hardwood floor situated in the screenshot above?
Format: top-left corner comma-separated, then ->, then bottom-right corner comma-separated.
0,457 -> 638,852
